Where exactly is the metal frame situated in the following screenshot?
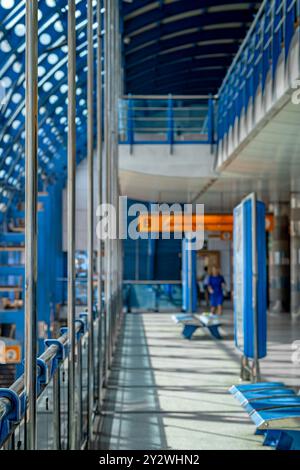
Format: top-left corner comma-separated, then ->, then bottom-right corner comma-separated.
24,0 -> 39,451
96,0 -> 104,410
120,95 -> 217,147
0,321 -> 86,450
239,192 -> 261,383
67,0 -> 77,450
104,0 -> 112,381
87,0 -> 95,446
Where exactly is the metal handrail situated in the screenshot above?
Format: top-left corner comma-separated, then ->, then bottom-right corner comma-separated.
219,0 -> 270,95
217,0 -> 300,148
120,94 -> 215,146
122,94 -> 218,100
0,322 -> 81,448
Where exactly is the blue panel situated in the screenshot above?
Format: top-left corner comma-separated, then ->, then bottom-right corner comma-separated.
182,238 -> 197,312
245,396 -> 300,414
233,199 -> 267,359
155,239 -> 181,281
230,381 -> 285,395
240,388 -> 295,401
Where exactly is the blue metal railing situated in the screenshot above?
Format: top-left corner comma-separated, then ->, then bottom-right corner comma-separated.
119,95 -> 217,145
0,314 -> 88,449
120,1 -> 299,150
217,0 -> 300,142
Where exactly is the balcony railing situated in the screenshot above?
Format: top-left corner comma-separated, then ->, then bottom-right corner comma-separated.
217,0 -> 300,141
0,313 -> 91,449
119,95 -> 217,146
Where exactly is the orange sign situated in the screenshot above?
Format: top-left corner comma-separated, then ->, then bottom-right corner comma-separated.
139,214 -> 274,233
0,340 -> 22,364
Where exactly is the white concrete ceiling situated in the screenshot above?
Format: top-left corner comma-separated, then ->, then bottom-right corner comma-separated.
196,100 -> 300,211
119,143 -> 217,203
120,168 -> 215,203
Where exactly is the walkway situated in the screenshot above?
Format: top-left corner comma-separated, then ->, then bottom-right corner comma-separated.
95,307 -> 300,450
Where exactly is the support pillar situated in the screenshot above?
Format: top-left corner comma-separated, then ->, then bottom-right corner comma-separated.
268,202 -> 290,314
24,0 -> 38,450
67,0 -> 77,450
290,193 -> 300,318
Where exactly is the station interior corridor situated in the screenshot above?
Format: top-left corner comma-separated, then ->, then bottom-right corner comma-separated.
96,307 -> 300,451
2,0 -> 300,454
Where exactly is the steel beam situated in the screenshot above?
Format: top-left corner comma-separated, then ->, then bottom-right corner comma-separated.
67,0 -> 77,450
97,0 -> 103,407
24,0 -> 39,451
104,0 -> 112,381
87,0 -> 95,446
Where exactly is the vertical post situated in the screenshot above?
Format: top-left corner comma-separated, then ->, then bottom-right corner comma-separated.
110,0 -> 116,365
104,0 -> 112,382
25,0 -> 38,451
188,239 -> 193,314
111,0 -> 116,354
87,0 -> 95,446
67,0 -> 77,450
97,0 -> 103,408
127,94 -> 134,154
135,239 -> 140,281
208,95 -> 214,148
53,369 -> 61,450
167,94 -> 174,154
251,192 -> 260,382
76,339 -> 83,448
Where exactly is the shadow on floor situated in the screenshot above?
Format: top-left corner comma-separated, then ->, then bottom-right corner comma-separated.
94,314 -> 168,450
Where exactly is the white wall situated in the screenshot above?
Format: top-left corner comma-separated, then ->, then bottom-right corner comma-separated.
62,155 -> 100,251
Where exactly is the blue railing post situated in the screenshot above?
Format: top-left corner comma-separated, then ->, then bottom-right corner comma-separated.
127,94 -> 134,152
208,95 -> 215,146
167,94 -> 174,153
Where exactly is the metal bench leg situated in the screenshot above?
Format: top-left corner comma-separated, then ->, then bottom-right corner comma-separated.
207,325 -> 222,340
182,325 -> 198,340
263,430 -> 293,450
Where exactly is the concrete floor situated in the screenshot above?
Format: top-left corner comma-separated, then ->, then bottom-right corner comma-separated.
96,307 -> 300,450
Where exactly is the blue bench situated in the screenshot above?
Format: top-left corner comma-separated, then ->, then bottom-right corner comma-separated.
172,314 -> 223,340
229,382 -> 300,450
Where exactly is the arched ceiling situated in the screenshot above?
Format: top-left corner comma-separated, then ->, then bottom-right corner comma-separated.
0,0 -> 100,215
121,0 -> 262,94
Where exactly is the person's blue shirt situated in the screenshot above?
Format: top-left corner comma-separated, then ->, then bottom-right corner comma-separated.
208,275 -> 225,295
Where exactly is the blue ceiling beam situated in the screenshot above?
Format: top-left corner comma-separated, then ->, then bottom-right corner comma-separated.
125,13 -> 252,51
125,42 -> 239,70
123,0 -> 259,34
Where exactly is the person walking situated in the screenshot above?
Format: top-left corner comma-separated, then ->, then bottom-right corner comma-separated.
208,266 -> 226,315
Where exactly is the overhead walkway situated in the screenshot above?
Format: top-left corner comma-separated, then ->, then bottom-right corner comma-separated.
95,308 -> 300,451
118,0 -> 300,208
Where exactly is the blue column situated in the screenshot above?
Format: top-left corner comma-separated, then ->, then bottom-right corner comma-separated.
208,95 -> 214,145
182,238 -> 197,313
37,193 -> 51,353
167,94 -> 174,149
127,94 -> 134,148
